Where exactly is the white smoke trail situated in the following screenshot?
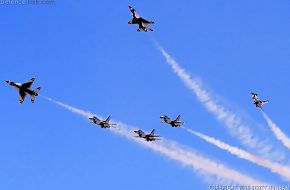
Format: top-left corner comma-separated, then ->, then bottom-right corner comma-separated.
184,127 -> 290,181
262,111 -> 290,150
157,46 -> 277,159
43,96 -> 267,185
42,96 -> 95,118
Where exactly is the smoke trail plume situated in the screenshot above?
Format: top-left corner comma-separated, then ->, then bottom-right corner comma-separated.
262,111 -> 290,150
184,127 -> 290,181
43,96 -> 267,185
42,96 -> 94,118
157,46 -> 278,159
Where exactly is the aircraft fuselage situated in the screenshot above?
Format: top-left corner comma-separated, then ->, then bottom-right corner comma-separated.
100,122 -> 110,128
170,121 -> 182,127
6,81 -> 38,96
145,135 -> 155,141
254,101 -> 262,108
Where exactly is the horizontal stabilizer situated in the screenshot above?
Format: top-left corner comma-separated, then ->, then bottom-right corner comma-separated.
34,87 -> 41,94
30,95 -> 36,103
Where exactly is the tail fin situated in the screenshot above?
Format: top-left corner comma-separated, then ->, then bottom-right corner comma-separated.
175,115 -> 181,121
150,129 -> 156,136
30,87 -> 41,103
106,116 -> 111,122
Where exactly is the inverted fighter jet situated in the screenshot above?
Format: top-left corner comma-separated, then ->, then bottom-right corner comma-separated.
5,77 -> 41,104
251,92 -> 269,109
128,5 -> 155,32
160,115 -> 184,127
89,116 -> 116,128
134,129 -> 161,141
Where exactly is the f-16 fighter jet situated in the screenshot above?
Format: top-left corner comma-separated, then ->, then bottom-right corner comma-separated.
128,6 -> 155,32
134,129 -> 161,141
251,92 -> 269,109
89,116 -> 116,128
5,77 -> 41,104
160,115 -> 184,127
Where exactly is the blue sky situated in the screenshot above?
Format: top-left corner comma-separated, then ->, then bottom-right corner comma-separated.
1,0 -> 290,189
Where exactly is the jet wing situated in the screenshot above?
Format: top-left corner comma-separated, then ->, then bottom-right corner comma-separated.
129,6 -> 141,19
21,78 -> 35,89
261,100 -> 269,105
19,91 -> 27,104
139,131 -> 146,137
90,116 -> 102,124
140,18 -> 153,24
134,130 -> 146,138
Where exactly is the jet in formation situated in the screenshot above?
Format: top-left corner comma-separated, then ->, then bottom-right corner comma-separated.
5,77 -> 41,104
89,116 -> 116,128
134,129 -> 161,141
160,115 -> 184,127
251,92 -> 269,109
128,6 -> 155,32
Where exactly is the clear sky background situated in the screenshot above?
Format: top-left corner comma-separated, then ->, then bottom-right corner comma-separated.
1,0 -> 290,189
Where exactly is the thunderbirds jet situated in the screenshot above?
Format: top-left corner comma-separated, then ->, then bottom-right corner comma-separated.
160,115 -> 184,127
128,5 -> 155,32
134,129 -> 161,141
5,77 -> 41,104
89,116 -> 116,128
251,92 -> 269,109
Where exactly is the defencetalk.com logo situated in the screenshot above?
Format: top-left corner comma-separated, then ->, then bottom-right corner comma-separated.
0,0 -> 55,5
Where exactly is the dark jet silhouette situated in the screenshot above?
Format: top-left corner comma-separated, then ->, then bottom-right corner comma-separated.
128,6 -> 155,32
6,77 -> 41,104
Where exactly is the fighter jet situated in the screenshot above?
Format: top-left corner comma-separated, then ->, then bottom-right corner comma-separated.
89,116 -> 116,128
134,129 -> 161,141
128,5 -> 155,32
5,77 -> 41,104
251,92 -> 269,109
160,115 -> 184,127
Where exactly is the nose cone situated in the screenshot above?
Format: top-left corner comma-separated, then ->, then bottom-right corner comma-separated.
129,5 -> 132,9
5,80 -> 9,84
160,116 -> 165,118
